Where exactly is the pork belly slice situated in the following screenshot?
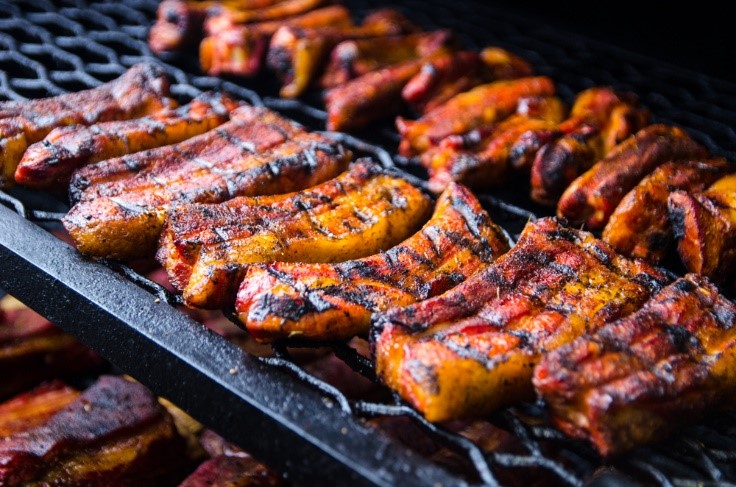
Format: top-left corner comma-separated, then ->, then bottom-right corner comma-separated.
396,76 -> 556,157
535,274 -> 736,455
321,30 -> 455,89
668,173 -> 736,281
420,95 -> 566,193
15,91 -> 243,189
200,6 -> 352,77
0,296 -> 103,400
0,381 -> 80,438
179,455 -> 283,487
267,9 -> 419,98
530,87 -> 649,206
603,158 -> 727,263
236,182 -> 510,341
158,160 -> 432,309
557,124 -> 708,230
373,217 -> 668,422
63,106 -> 349,260
0,375 -> 187,486
0,62 -> 172,188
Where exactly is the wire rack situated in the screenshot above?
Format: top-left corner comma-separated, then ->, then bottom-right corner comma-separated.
2,0 -> 736,486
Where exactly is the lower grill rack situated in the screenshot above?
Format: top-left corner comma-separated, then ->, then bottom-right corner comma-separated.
3,0 -> 736,485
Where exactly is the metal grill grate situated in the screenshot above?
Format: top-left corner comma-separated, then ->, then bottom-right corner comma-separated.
2,0 -> 736,485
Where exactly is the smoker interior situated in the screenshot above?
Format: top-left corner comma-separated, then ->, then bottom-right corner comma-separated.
1,0 -> 736,485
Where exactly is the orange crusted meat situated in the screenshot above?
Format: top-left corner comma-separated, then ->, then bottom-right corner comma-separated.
529,87 -> 649,206
420,95 -> 567,192
668,173 -> 736,281
0,62 -> 172,188
236,182 -> 510,342
267,9 -> 419,98
397,76 -> 556,156
603,158 -> 727,263
148,0 -> 283,55
0,375 -> 186,486
204,0 -> 333,34
200,6 -> 352,77
324,53 -> 446,132
15,91 -> 242,189
535,274 -> 736,456
0,382 -> 80,438
373,217 -> 668,422
321,30 -> 454,89
558,124 -> 707,229
158,160 -> 433,309
63,106 -> 349,260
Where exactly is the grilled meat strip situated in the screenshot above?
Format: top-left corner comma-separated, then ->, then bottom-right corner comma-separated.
397,76 -> 556,157
64,106 -> 349,260
158,160 -> 432,309
401,51 -> 484,114
15,92 -> 242,189
0,382 -> 79,438
320,30 -> 455,89
535,274 -> 736,456
180,455 -> 283,487
0,63 -> 172,188
420,96 -> 567,192
669,173 -> 736,280
558,124 -> 708,229
267,9 -> 419,98
530,87 -> 649,206
236,182 -> 510,341
200,6 -> 352,77
373,217 -> 668,422
325,52 -> 447,132
402,48 -> 534,115
204,0 -> 333,34
148,0 -> 283,55
0,375 -> 186,486
603,158 -> 727,263
0,296 -> 103,400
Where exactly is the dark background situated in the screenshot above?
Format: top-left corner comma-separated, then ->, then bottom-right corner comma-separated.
485,1 -> 734,83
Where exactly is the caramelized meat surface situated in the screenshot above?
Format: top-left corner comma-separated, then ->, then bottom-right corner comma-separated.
373,217 -> 668,422
558,124 -> 708,229
16,92 -> 242,188
204,0 -> 332,34
535,274 -> 736,455
530,87 -> 649,206
0,63 -> 172,187
669,173 -> 736,280
158,160 -> 432,309
0,382 -> 79,438
321,30 -> 454,89
420,96 -> 567,192
325,53 -> 445,132
267,9 -> 419,98
63,106 -> 349,260
200,6 -> 352,77
179,455 -> 283,487
402,48 -> 533,115
148,0 -> 283,55
236,182 -> 510,341
397,76 -> 556,156
0,375 -> 186,486
0,296 -> 102,400
603,158 -> 727,263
